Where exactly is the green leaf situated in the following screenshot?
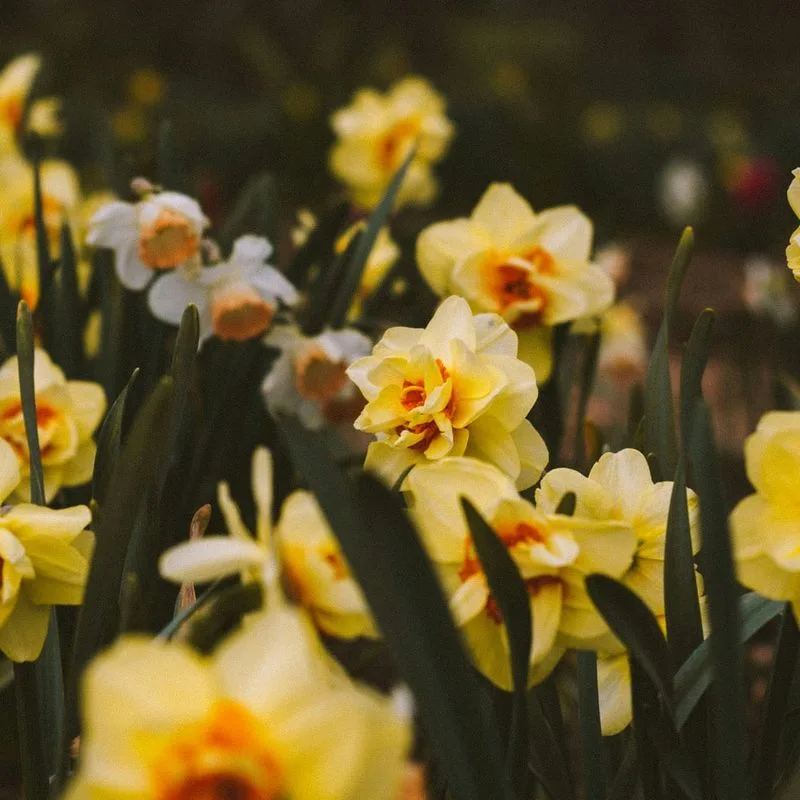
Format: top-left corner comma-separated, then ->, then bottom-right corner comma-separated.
576,651 -> 607,800
186,583 -> 263,655
165,305 -> 199,461
0,254 -> 18,357
606,737 -> 639,800
585,574 -> 675,716
16,301 -> 45,504
218,173 -> 278,253
644,712 -> 703,800
674,592 -> 782,728
679,309 -> 714,455
91,368 -> 139,507
326,146 -> 416,329
689,401 -> 745,800
574,333 -> 600,471
644,227 -> 694,479
32,156 -> 54,352
65,379 -> 173,745
630,657 -> 663,800
274,416 -> 514,800
51,222 -> 83,378
285,200 -> 349,286
461,498 -> 530,792
527,691 -> 572,800
14,661 -> 49,800
752,607 -> 799,799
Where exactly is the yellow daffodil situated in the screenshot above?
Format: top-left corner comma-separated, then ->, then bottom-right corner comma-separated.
160,448 -> 375,640
329,76 -> 454,210
0,348 -> 106,501
278,490 -> 376,640
347,295 -> 549,490
65,607 -> 410,800
148,235 -> 298,344
416,183 -> 615,382
263,323 -> 371,430
0,155 -> 80,307
730,411 -> 800,620
0,436 -> 93,661
87,185 -> 208,291
535,448 -> 700,649
786,170 -> 800,281
405,457 -> 635,690
596,302 -> 648,386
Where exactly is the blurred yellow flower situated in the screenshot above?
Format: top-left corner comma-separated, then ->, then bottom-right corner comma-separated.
65,607 -> 410,800
0,437 -> 92,661
0,155 -> 80,308
536,448 -> 700,648
128,68 -> 165,106
786,169 -> 800,281
596,302 -> 648,386
347,295 -> 549,490
278,490 -> 376,640
0,348 -> 106,501
416,183 -> 614,382
405,457 -> 635,690
730,412 -> 800,620
329,76 -> 454,210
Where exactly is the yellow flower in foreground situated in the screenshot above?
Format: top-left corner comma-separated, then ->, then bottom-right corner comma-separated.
416,183 -> 615,382
0,437 -> 93,661
347,295 -> 549,490
786,169 -> 800,281
160,448 -> 375,641
0,348 -> 105,501
65,608 -> 410,800
0,155 -> 80,307
536,448 -> 700,649
329,76 -> 454,210
0,54 -> 45,154
405,457 -> 635,690
731,412 -> 800,620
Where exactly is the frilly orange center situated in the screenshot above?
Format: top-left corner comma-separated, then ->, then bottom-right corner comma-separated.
138,208 -> 199,269
396,359 -> 454,452
377,117 -> 421,173
149,700 -> 284,800
1,97 -> 23,132
0,399 -> 64,464
210,282 -> 274,342
295,346 -> 349,403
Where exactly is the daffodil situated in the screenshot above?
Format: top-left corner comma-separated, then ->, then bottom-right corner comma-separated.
0,348 -> 106,501
405,457 -> 635,690
786,170 -> 800,281
416,183 -> 615,382
535,448 -> 700,649
347,295 -> 549,490
278,490 -> 376,640
263,323 -> 372,430
329,76 -> 454,210
0,437 -> 93,661
64,607 -> 410,800
86,184 -> 208,291
148,235 -> 298,344
0,155 -> 80,307
730,411 -> 800,620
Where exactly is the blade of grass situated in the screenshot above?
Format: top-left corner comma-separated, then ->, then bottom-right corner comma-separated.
17,302 -> 45,502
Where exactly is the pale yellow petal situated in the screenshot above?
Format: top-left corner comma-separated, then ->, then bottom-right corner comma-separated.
530,580 -> 563,665
470,183 -> 537,248
509,421 -> 549,490
461,611 -> 512,690
418,296 -> 476,361
416,218 -> 485,296
67,381 -> 107,440
597,653 -> 632,736
484,354 -> 538,430
464,414 -> 520,483
217,480 -> 253,541
0,438 -> 20,501
516,326 -> 553,383
587,448 -> 654,520
159,537 -> 266,585
60,441 -> 97,488
521,205 -> 593,266
536,468 -> 615,519
450,574 -> 489,626
0,589 -> 50,662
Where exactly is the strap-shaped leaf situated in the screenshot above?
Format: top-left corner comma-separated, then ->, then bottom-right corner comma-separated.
275,416 -> 514,800
32,155 -> 54,351
17,301 -> 45,503
576,651 -> 607,800
0,254 -> 18,356
51,222 -> 84,378
218,172 -> 279,253
286,200 -> 349,286
679,309 -> 714,455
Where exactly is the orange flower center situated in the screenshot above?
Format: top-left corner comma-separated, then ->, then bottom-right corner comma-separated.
458,522 -> 552,625
149,700 -> 284,800
0,400 -> 62,462
377,117 -> 421,173
295,346 -> 349,403
211,282 -> 274,342
138,208 -> 199,269
397,359 -> 455,451
1,97 -> 23,132
323,549 -> 350,581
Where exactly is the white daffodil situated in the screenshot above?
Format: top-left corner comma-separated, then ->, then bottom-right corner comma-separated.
86,187 -> 208,290
148,235 -> 298,344
262,323 -> 372,429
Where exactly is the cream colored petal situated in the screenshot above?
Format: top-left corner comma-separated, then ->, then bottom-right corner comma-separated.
4,503 -> 91,542
0,589 -> 50,662
729,494 -> 771,560
159,537 -> 265,584
510,421 -> 549,490
474,313 -> 519,357
416,219 -> 485,296
66,381 -> 107,441
516,327 -> 554,383
624,557 -> 666,615
597,653 -> 632,736
470,183 -> 537,248
147,270 -> 209,327
418,296 -> 476,361
484,354 -> 538,430
566,517 -> 637,578
460,611 -> 512,690
588,448 -> 653,520
0,438 -> 20,501
217,480 -> 254,541
449,340 -> 508,428
735,553 -> 798,603
450,574 -> 489,626
536,468 -> 615,519
530,580 -> 563,665
251,447 -> 273,548
575,263 -> 616,317
60,441 -> 97,488
522,205 -> 593,265
789,171 -> 800,219
363,441 -> 423,489
464,414 -> 520,483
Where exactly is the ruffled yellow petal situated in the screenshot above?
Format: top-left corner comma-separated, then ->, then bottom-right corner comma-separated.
587,448 -> 654,520
416,218 -> 485,296
516,327 -> 553,383
0,589 -> 50,662
470,183 -> 537,248
66,381 -> 107,441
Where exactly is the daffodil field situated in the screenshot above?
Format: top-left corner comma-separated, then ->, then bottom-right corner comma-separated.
3,47 -> 800,800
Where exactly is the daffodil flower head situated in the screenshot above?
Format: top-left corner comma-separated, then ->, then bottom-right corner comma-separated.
347,295 -> 549,490
86,183 -> 209,291
405,457 -> 636,690
0,54 -> 42,154
0,155 -> 80,307
535,448 -> 700,648
416,183 -> 616,382
0,348 -> 106,502
329,75 -> 454,211
278,489 -> 376,640
148,234 -> 298,344
731,411 -> 800,622
0,437 -> 93,662
65,606 -> 410,799
262,323 -> 372,430
786,169 -> 800,282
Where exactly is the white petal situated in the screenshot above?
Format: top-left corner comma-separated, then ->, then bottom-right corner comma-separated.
158,537 -> 265,584
231,234 -> 273,264
147,271 -> 209,326
250,266 -> 299,306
